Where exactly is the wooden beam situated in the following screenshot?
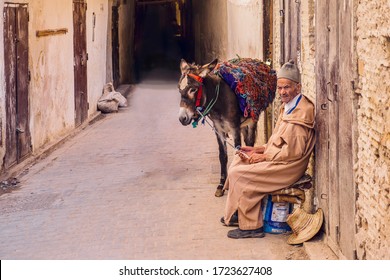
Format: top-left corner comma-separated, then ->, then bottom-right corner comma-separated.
36,28 -> 68,38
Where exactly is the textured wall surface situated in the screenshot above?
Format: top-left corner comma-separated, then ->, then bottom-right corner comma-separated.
0,0 -> 109,170
274,1 -> 389,259
354,0 -> 390,260
192,0 -> 228,64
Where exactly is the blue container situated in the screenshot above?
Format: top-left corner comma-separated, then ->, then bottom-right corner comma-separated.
262,195 -> 293,234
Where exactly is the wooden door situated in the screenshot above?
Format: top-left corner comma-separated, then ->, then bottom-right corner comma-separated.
73,0 -> 88,127
282,0 -> 300,64
315,0 -> 355,259
3,4 -> 31,169
112,5 -> 120,87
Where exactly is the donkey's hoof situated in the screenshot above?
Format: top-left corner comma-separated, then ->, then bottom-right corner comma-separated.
215,188 -> 225,197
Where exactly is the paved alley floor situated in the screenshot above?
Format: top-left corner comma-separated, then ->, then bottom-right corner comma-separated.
0,69 -> 308,260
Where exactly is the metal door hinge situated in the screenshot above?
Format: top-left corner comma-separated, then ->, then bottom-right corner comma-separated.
336,225 -> 340,243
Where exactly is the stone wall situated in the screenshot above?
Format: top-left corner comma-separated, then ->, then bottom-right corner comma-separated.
354,0 -> 390,260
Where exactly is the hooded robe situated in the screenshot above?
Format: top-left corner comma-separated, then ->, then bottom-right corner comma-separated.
223,94 -> 315,230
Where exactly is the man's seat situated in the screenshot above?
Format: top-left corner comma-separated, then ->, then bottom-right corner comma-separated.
270,173 -> 312,205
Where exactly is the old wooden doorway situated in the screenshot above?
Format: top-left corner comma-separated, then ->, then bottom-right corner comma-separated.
279,0 -> 300,66
112,4 -> 120,87
3,3 -> 31,169
315,0 -> 355,259
73,0 -> 88,127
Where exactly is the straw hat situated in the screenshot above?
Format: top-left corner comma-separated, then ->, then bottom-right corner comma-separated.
286,207 -> 324,245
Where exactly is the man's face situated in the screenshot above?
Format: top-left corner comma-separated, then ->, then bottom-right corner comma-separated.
277,78 -> 301,104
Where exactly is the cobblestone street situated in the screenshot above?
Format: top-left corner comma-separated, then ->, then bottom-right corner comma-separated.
0,69 -> 308,260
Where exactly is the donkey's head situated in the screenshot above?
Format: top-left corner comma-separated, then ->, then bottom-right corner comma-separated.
178,58 -> 218,126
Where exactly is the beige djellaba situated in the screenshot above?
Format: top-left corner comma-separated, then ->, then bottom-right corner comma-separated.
223,95 -> 316,230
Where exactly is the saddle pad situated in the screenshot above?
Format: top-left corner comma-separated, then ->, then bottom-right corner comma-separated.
214,57 -> 277,121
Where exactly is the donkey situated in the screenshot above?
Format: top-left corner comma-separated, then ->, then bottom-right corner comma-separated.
178,58 -> 258,197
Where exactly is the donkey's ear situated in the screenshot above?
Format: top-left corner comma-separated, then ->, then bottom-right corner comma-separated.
199,58 -> 218,78
180,59 -> 190,74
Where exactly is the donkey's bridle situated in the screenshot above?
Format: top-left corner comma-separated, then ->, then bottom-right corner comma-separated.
187,73 -> 203,108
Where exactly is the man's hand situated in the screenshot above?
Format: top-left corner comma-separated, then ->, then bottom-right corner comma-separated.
236,150 -> 250,161
240,146 -> 265,154
248,153 -> 266,164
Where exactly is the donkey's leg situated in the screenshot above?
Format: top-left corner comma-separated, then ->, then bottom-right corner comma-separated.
215,131 -> 228,197
243,121 -> 257,146
233,125 -> 242,148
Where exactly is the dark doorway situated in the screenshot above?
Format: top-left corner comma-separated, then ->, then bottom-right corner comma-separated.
73,0 -> 88,127
133,0 -> 193,81
112,5 -> 120,87
3,3 -> 31,169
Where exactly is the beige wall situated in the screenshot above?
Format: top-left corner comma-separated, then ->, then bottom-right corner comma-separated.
0,0 -> 109,169
227,0 -> 263,60
87,1 -> 109,117
29,0 -> 76,149
192,0 -> 228,64
192,0 -> 265,63
354,0 -> 390,260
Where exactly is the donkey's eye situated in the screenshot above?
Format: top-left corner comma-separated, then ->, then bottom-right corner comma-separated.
188,88 -> 198,96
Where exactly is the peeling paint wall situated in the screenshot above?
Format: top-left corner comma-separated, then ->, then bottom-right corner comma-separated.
0,0 -> 109,172
29,0 -> 75,149
87,1 -> 109,118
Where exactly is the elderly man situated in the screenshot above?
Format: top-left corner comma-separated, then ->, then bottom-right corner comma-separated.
221,60 -> 316,239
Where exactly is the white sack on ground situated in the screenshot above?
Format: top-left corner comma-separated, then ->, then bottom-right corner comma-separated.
98,82 -> 128,113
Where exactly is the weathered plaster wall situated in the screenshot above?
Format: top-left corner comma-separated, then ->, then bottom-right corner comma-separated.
0,0 -> 109,170
17,0 -> 74,151
354,0 -> 390,260
28,0 -> 108,150
192,0 -> 264,63
226,0 -> 263,60
192,0 -> 228,64
87,1 -> 109,117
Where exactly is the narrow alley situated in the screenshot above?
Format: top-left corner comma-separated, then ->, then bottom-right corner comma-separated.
0,69 -> 308,260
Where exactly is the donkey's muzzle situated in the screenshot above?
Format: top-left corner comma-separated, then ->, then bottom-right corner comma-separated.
179,115 -> 192,126
179,107 -> 194,126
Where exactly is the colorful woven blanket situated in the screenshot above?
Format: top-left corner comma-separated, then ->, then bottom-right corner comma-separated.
214,58 -> 277,121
